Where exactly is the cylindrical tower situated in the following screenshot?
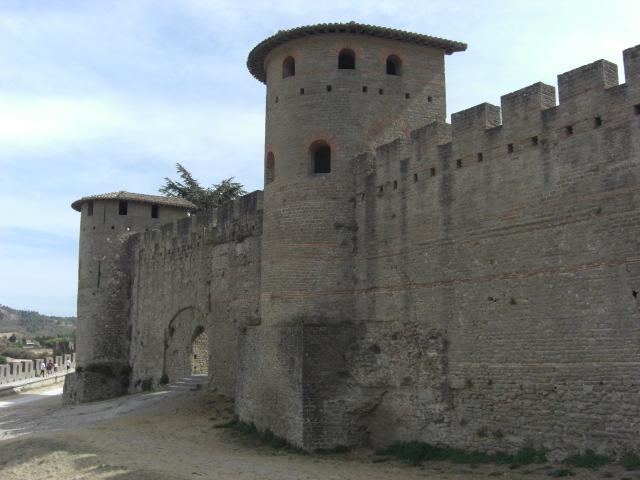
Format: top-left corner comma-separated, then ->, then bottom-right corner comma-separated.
243,22 -> 465,448
64,191 -> 194,403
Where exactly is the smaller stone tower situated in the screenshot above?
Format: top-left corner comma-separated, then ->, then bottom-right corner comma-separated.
64,192 -> 194,403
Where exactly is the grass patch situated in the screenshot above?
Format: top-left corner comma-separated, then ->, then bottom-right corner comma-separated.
314,445 -> 351,455
548,468 -> 574,477
621,452 -> 640,471
375,441 -> 547,467
563,450 -> 611,469
219,418 -> 304,453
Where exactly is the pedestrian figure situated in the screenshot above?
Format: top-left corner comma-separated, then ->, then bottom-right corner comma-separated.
39,361 -> 45,377
54,362 -> 58,373
66,359 -> 71,371
46,361 -> 52,376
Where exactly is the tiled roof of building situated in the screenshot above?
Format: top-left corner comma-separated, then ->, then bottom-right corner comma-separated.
71,191 -> 196,212
247,21 -> 467,83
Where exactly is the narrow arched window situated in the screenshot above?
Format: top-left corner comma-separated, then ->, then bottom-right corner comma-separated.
265,152 -> 275,184
282,56 -> 295,78
338,49 -> 355,69
311,142 -> 331,173
386,55 -> 401,75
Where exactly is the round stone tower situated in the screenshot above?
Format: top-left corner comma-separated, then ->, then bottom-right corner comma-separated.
64,192 -> 194,403
242,22 -> 465,448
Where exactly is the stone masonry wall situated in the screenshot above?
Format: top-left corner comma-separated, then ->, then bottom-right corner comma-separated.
333,47 -> 640,456
128,192 -> 263,395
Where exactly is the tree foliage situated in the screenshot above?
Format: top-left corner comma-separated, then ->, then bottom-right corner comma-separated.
159,163 -> 246,211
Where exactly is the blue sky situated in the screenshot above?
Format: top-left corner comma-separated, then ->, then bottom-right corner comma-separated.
0,0 -> 638,316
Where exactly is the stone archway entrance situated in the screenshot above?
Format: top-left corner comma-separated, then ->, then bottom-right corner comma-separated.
191,327 -> 209,375
163,307 -> 210,383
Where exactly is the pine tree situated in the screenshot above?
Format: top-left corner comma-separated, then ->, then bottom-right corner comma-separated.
160,163 -> 246,210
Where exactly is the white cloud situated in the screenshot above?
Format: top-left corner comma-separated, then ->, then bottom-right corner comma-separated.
0,95 -> 126,150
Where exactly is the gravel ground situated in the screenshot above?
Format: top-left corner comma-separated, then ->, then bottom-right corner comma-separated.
0,379 -> 637,480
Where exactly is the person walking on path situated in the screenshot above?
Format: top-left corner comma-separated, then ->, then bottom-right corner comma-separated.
39,361 -> 45,377
53,361 -> 58,374
66,359 -> 71,371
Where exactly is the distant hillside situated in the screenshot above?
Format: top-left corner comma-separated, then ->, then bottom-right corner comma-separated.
0,304 -> 76,338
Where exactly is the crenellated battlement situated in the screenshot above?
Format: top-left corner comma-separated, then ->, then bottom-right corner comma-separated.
131,191 -> 264,263
355,44 -> 640,198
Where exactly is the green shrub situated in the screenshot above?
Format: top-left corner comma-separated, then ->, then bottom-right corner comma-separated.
621,452 -> 640,471
563,450 -> 610,469
159,373 -> 169,385
0,355 -> 6,364
375,441 -> 547,467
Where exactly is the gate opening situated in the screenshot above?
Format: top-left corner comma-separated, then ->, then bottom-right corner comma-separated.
191,326 -> 209,375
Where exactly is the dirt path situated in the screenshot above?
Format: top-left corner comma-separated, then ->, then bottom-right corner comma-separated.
0,380 -> 636,480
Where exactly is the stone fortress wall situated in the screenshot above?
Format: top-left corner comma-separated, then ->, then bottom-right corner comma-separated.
127,192 -> 262,397
65,21 -> 640,457
337,50 -> 640,454
0,354 -> 75,385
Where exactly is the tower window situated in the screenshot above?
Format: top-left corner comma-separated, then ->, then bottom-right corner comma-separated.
87,201 -> 94,216
266,152 -> 275,184
311,142 -> 331,174
151,204 -> 159,219
282,56 -> 295,78
386,55 -> 402,75
119,200 -> 128,216
338,49 -> 355,69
